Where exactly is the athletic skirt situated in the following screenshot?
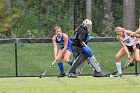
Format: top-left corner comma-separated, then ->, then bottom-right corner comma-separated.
60,46 -> 72,53
126,45 -> 133,52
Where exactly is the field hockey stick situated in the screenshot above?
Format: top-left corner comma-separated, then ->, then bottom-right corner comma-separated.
111,56 -> 135,75
131,35 -> 140,38
111,61 -> 134,75
50,60 -> 56,67
68,53 -> 84,75
111,52 -> 134,75
39,60 -> 56,78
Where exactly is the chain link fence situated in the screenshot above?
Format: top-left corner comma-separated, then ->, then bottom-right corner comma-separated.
0,38 -> 139,77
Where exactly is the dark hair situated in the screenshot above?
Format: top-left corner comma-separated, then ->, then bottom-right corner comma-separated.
74,25 -> 83,35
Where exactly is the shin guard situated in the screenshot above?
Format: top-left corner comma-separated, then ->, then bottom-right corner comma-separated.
68,53 -> 88,74
88,55 -> 101,72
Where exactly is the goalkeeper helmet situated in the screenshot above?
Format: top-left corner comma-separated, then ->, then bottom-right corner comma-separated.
82,19 -> 92,32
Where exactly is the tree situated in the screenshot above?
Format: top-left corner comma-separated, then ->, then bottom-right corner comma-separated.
102,0 -> 114,36
8,0 -> 12,9
86,0 -> 92,32
86,0 -> 92,20
123,0 -> 135,30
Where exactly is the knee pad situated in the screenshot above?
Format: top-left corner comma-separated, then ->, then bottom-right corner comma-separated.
82,46 -> 93,57
89,56 -> 101,72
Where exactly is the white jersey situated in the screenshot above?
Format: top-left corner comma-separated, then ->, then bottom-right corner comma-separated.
121,32 -> 136,46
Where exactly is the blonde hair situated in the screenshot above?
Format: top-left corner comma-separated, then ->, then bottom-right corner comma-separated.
54,26 -> 62,31
114,27 -> 124,32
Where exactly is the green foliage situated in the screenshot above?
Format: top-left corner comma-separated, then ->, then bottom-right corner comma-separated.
13,9 -> 46,38
0,0 -> 21,37
0,0 -> 140,37
23,0 -> 74,37
112,0 -> 123,27
0,0 -> 4,16
92,0 -> 104,36
0,0 -> 74,38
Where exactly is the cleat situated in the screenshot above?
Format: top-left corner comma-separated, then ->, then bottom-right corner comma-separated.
57,73 -> 65,77
114,73 -> 122,77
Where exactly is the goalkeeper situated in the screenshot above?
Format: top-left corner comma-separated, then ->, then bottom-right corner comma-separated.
68,19 -> 105,78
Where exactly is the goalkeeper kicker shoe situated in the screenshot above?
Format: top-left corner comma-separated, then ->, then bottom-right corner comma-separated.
68,73 -> 77,78
93,70 -> 105,77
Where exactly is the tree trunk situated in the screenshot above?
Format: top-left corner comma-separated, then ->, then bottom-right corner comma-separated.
123,0 -> 135,31
86,0 -> 92,32
86,0 -> 92,20
102,0 -> 114,36
8,0 -> 12,9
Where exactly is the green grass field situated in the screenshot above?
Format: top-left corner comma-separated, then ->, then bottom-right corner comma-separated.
0,76 -> 140,93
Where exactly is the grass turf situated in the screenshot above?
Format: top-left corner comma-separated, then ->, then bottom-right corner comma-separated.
0,76 -> 140,93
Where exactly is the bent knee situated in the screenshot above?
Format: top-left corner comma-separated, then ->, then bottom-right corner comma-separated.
135,57 -> 140,62
63,57 -> 69,62
115,55 -> 121,61
57,58 -> 63,63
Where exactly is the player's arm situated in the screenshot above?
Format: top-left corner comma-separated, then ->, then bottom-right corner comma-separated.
130,28 -> 140,36
134,28 -> 140,36
134,18 -> 140,35
52,36 -> 58,60
124,30 -> 134,35
125,29 -> 139,35
116,35 -> 131,60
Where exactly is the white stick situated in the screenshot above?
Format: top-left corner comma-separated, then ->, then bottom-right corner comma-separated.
50,60 -> 56,67
42,69 -> 48,75
41,60 -> 56,76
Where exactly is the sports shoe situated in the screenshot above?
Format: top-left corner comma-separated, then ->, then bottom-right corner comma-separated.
67,73 -> 77,78
57,73 -> 65,77
114,73 -> 122,77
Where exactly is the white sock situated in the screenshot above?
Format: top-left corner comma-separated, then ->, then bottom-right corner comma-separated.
115,62 -> 122,74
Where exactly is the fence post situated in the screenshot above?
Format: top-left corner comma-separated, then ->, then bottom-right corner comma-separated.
15,42 -> 18,77
73,0 -> 78,30
135,61 -> 138,76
